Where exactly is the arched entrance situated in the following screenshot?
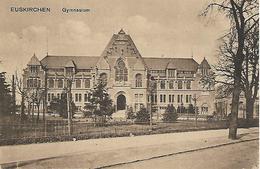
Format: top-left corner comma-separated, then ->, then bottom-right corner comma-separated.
117,94 -> 126,110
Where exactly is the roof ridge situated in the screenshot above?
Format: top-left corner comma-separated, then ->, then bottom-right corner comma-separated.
46,55 -> 100,57
143,57 -> 195,59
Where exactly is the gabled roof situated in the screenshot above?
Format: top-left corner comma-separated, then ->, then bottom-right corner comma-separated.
101,29 -> 142,59
27,53 -> 41,66
65,60 -> 75,68
200,57 -> 211,69
143,57 -> 199,71
41,55 -> 99,69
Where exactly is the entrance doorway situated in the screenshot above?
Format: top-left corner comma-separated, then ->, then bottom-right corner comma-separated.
117,94 -> 126,110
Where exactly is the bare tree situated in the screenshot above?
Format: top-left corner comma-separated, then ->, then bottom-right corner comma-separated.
15,73 -> 29,122
215,23 -> 259,124
241,24 -> 259,122
202,0 -> 259,139
30,87 -> 45,123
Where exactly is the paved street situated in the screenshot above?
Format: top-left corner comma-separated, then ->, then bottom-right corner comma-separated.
0,128 -> 258,169
108,140 -> 259,169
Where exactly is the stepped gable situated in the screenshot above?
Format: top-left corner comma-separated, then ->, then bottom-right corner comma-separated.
101,29 -> 142,59
40,55 -> 99,69
143,57 -> 199,72
27,53 -> 41,66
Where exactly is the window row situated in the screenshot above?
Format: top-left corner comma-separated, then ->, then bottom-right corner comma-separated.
155,80 -> 191,90
27,79 -> 41,88
48,79 -> 91,89
150,94 -> 192,104
134,93 -> 144,102
47,93 -> 90,102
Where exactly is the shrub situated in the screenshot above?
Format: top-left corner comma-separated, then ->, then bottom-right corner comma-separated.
163,104 -> 178,122
136,107 -> 150,123
188,104 -> 195,114
126,106 -> 136,120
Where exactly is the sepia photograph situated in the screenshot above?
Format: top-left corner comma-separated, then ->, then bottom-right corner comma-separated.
0,0 -> 259,168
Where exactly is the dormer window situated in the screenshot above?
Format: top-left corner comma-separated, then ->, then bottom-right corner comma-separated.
65,67 -> 74,77
29,65 -> 39,74
168,69 -> 175,78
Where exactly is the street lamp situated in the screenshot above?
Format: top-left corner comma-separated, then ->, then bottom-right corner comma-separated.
192,91 -> 210,127
192,94 -> 200,127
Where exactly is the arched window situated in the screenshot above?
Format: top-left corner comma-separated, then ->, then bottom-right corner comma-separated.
135,74 -> 142,87
115,59 -> 128,82
99,73 -> 108,85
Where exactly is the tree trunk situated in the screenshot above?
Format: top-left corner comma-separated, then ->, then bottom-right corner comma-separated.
21,93 -> 26,122
246,98 -> 254,126
37,106 -> 40,124
229,81 -> 240,139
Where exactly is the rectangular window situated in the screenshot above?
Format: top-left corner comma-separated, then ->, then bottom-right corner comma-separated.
186,95 -> 189,103
160,80 -> 166,89
75,93 -> 78,102
134,103 -> 138,112
135,94 -> 138,102
76,79 -> 81,88
189,95 -> 192,103
181,95 -> 183,103
178,81 -> 183,89
177,95 -> 180,103
163,94 -> 166,103
79,94 -> 82,102
51,93 -> 54,100
61,93 -> 66,99
186,81 -> 191,89
169,95 -> 172,103
160,94 -> 163,103
84,94 -> 88,102
48,93 -> 51,102
168,70 -> 175,77
85,79 -> 90,88
169,80 -> 174,89
172,95 -> 175,102
57,79 -> 63,88
57,93 -> 60,99
48,79 -> 54,88
155,94 -> 157,103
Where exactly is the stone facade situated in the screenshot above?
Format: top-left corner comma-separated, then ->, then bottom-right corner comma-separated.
23,29 -> 215,118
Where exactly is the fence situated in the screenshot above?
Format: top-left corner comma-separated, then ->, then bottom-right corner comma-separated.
0,118 -> 232,146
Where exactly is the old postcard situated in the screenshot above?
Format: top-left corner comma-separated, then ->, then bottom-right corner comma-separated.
0,0 -> 258,168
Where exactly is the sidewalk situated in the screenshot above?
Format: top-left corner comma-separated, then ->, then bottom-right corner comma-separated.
0,127 -> 258,168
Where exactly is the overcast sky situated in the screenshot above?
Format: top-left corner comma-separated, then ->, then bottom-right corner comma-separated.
0,0 -> 230,77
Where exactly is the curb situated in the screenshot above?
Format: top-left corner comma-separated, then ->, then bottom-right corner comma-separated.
1,137 -> 258,169
96,138 -> 259,169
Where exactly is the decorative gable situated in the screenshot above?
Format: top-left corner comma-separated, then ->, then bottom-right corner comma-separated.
101,29 -> 142,59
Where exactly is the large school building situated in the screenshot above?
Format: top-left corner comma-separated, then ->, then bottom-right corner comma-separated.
23,29 -> 215,119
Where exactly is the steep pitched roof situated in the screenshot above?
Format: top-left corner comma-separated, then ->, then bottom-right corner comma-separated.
101,29 -> 142,59
200,57 -> 211,69
41,55 -> 99,69
27,53 -> 41,66
143,57 -> 199,71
